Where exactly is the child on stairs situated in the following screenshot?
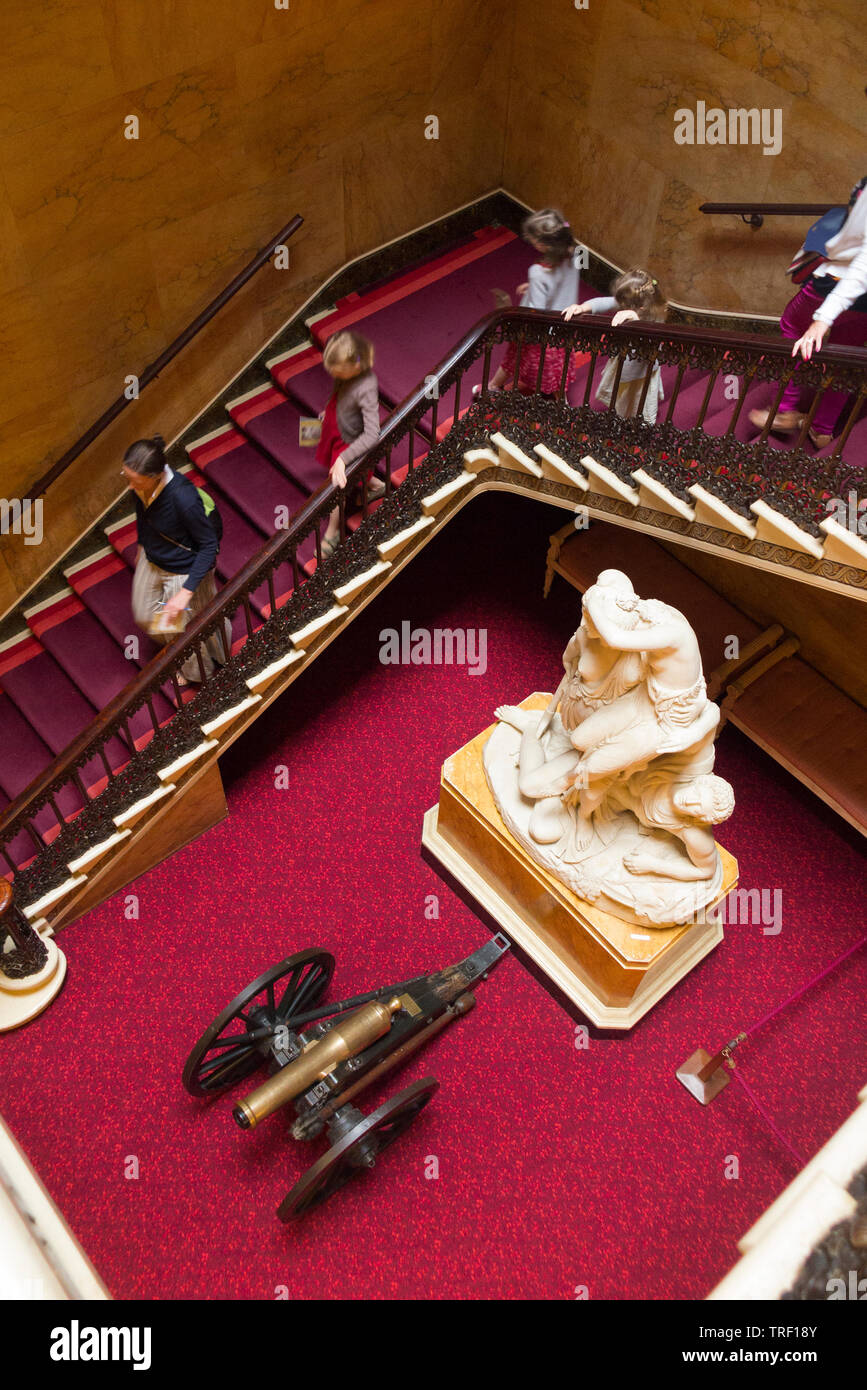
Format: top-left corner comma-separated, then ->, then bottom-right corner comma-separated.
563,269 -> 667,422
316,330 -> 383,559
483,209 -> 585,395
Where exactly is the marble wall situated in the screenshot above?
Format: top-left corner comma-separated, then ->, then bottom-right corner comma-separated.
503,0 -> 867,316
0,0 -> 510,611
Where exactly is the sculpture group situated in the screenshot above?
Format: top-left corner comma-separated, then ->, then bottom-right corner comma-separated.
484,569 -> 734,926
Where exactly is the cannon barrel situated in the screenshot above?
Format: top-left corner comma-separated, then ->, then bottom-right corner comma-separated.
232,997 -> 402,1129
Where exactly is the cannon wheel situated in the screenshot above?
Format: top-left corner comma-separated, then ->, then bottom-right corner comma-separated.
182,949 -> 335,1097
277,1077 -> 439,1222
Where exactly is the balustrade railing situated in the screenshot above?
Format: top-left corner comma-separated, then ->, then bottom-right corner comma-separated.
3,307 -> 866,902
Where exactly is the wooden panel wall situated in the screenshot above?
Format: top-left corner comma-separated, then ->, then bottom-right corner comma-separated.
503,0 -> 867,319
0,0 -> 511,613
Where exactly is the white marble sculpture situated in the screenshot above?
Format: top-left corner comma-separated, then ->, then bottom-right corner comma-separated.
484,569 -> 735,926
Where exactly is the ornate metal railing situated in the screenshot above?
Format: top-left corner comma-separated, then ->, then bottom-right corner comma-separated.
3,306 -> 866,906
23,214 -> 304,501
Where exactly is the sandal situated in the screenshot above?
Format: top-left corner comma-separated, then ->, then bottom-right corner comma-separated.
808,429 -> 833,449
748,408 -> 805,435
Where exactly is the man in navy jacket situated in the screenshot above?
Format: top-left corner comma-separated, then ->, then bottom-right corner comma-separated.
123,436 -> 230,684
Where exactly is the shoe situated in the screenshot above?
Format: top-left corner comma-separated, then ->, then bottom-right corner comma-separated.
367,476 -> 386,498
748,408 -> 805,435
321,533 -> 340,560
808,429 -> 833,449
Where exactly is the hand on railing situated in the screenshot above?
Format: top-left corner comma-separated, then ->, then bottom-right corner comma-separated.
791,320 -> 831,361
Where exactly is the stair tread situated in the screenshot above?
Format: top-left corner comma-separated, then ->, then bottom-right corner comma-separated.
188,429 -> 309,536
25,597 -> 174,746
0,636 -> 129,768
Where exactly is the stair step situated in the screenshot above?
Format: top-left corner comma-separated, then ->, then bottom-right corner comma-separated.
186,425 -> 309,537
268,350 -> 334,418
0,632 -> 130,791
378,516 -> 436,560
64,549 -> 156,660
246,647 -> 306,691
333,560 -> 392,603
23,588 -> 174,750
288,605 -> 348,646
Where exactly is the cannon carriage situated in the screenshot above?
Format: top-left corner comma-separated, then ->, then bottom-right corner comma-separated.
183,934 -> 510,1219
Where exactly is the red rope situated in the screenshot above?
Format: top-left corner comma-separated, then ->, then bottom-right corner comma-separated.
743,933 -> 867,1038
729,1067 -> 804,1166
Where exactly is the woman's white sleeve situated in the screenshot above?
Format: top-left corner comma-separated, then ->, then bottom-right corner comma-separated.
814,232 -> 867,326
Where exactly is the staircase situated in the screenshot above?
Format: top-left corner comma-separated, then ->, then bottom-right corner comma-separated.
2,209 -> 867,937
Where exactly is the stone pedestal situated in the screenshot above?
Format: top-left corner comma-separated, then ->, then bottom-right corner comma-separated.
423,698 -> 738,1029
0,933 -> 67,1032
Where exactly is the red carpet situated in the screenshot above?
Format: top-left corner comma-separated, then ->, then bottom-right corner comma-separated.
1,494 -> 865,1301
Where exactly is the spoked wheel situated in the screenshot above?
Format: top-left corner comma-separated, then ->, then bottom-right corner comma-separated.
182,949 -> 335,1097
277,1076 -> 439,1222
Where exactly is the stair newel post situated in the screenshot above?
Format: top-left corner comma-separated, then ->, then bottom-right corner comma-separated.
833,383 -> 867,459
510,334 -> 523,391
635,349 -> 658,421
694,359 -> 720,429
723,362 -> 757,437
664,358 -> 687,423
481,340 -> 492,394
794,389 -> 823,450
194,644 -> 208,686
607,350 -> 626,411
71,769 -> 89,804
241,596 -> 256,641
557,341 -> 571,401
24,820 -> 43,855
0,879 -> 67,1031
757,372 -> 789,445
217,616 -> 232,665
582,350 -> 598,408
534,336 -> 547,394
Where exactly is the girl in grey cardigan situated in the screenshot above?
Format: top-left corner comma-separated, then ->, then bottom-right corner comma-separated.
564,269 -> 667,423
316,330 -> 383,556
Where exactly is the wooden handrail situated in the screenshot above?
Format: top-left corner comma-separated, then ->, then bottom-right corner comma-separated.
3,305 -> 867,856
23,213 -> 304,501
700,201 -> 835,229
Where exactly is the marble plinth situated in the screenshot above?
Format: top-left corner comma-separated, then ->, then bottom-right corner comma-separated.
422,695 -> 738,1029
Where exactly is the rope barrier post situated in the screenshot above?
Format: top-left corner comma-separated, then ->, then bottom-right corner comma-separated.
676,933 -> 867,1106
676,1032 -> 746,1105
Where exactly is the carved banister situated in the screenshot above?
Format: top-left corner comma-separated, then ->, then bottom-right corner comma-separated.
0,880 -> 48,981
